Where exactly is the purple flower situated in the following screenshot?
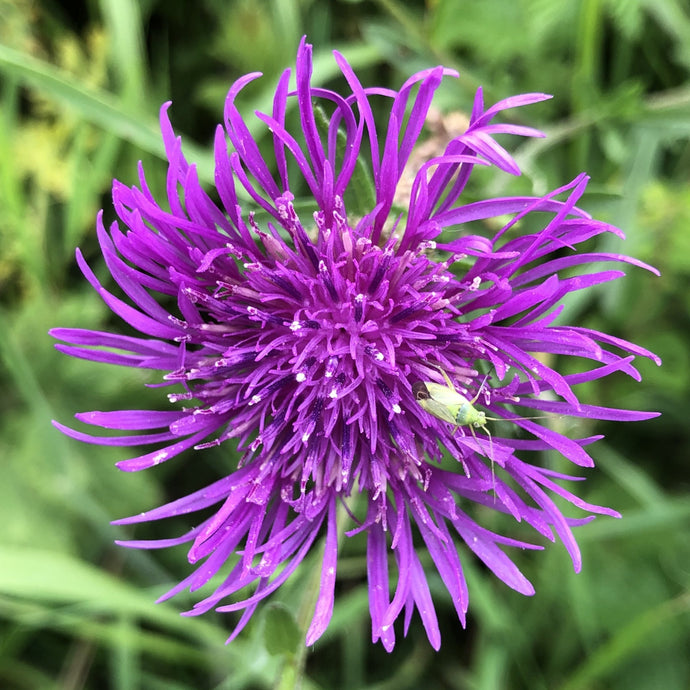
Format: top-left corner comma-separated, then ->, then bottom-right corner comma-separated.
51,38 -> 660,651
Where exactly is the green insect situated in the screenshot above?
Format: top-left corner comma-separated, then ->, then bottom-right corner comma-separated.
412,368 -> 490,432
413,367 -> 504,490
413,366 -> 552,491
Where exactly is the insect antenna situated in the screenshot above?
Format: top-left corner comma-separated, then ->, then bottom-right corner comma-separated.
469,373 -> 491,405
484,413 -> 557,423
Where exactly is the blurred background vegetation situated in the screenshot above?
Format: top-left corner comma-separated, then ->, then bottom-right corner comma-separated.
1,0 -> 689,688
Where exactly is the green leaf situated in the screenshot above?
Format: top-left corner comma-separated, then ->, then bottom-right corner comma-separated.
263,603 -> 301,657
0,43 -> 214,183
0,545 -> 212,642
559,593 -> 690,690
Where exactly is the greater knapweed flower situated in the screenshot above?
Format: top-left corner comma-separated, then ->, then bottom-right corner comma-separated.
51,38 -> 660,651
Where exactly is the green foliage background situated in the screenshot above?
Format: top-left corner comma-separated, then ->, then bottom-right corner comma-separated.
1,0 -> 689,688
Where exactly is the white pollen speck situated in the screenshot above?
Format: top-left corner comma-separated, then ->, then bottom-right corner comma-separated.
325,370 -> 333,378
329,388 -> 338,399
249,394 -> 262,405
290,320 -> 301,331
152,451 -> 168,465
355,293 -> 364,302
375,352 -> 384,361
392,403 -> 401,414
470,276 -> 482,290
296,372 -> 306,382
302,431 -> 311,442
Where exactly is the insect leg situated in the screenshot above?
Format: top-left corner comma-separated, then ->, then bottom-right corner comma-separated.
484,424 -> 495,497
468,422 -> 497,498
435,364 -> 457,392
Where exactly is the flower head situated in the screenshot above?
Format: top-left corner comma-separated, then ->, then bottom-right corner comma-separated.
52,38 -> 660,651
